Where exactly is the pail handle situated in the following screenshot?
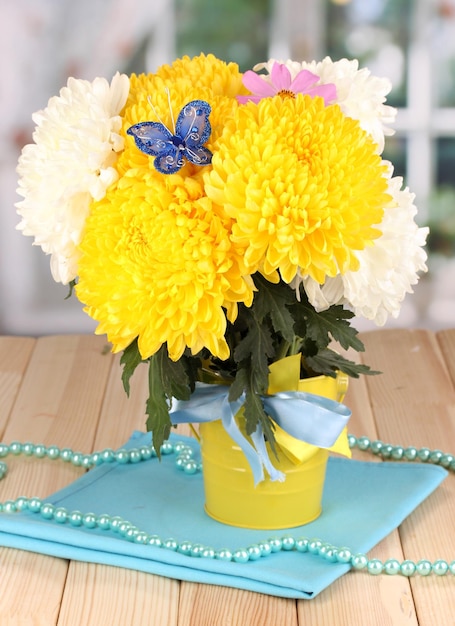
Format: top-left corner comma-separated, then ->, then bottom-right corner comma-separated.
336,372 -> 349,403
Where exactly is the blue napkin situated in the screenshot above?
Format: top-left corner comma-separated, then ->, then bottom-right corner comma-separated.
0,431 -> 447,599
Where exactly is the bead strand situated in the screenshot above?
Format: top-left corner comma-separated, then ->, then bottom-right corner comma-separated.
347,435 -> 455,472
1,436 -> 455,576
0,440 -> 203,477
2,492 -> 455,577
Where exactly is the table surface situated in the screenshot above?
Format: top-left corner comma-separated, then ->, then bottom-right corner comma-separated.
0,329 -> 455,625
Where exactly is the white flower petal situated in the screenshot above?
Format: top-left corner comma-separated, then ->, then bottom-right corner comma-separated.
16,73 -> 130,284
303,174 -> 429,325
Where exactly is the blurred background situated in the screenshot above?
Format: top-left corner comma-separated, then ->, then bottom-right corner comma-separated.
1,0 -> 455,336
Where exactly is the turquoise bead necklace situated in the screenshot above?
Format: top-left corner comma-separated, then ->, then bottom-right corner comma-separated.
1,434 -> 454,577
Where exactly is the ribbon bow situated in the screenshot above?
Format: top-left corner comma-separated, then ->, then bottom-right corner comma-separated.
170,356 -> 351,485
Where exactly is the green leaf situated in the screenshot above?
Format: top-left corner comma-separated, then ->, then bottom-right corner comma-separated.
64,279 -> 77,300
316,308 -> 365,353
120,338 -> 145,396
181,351 -> 202,393
144,346 -> 193,456
228,304 -> 277,454
233,312 -> 274,394
156,347 -> 192,402
305,348 -> 380,378
145,353 -> 173,457
252,275 -> 295,343
293,297 -> 366,353
243,383 -> 276,453
228,366 -> 247,402
229,363 -> 277,457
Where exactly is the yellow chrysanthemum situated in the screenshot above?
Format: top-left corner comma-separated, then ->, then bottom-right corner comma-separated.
155,53 -> 248,99
76,174 -> 253,361
204,94 -> 392,284
76,55 -> 254,361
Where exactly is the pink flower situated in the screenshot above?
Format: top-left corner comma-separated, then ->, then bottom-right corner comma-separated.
238,62 -> 336,105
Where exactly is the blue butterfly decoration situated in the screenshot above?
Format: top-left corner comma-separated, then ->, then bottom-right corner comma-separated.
127,99 -> 213,174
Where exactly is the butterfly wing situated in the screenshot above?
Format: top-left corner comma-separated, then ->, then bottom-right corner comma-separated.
127,121 -> 185,174
154,150 -> 187,174
127,122 -> 173,156
175,100 -> 213,166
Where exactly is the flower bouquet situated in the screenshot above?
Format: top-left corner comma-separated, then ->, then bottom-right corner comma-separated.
16,54 -> 428,524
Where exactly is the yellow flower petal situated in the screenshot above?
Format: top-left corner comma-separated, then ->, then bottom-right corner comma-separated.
204,95 -> 391,284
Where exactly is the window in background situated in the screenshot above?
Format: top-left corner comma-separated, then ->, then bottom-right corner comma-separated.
326,0 -> 410,108
321,0 -> 455,326
325,0 -> 411,184
430,136 -> 455,256
175,0 -> 270,71
324,0 -> 455,261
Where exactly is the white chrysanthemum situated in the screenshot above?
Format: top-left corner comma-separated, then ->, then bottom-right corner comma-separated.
254,57 -> 396,152
301,172 -> 429,325
16,72 -> 130,284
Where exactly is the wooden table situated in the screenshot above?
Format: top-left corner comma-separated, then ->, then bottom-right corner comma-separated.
0,329 -> 454,625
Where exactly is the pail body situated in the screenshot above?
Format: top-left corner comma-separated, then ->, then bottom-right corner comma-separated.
199,372 -> 348,529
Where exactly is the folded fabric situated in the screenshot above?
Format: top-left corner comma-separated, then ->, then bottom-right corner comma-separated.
0,431 -> 447,599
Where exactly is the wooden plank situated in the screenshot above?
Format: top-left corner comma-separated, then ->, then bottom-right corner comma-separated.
360,329 -> 455,626
360,329 -> 455,449
57,565 -> 179,626
1,335 -> 114,500
57,352 -> 184,626
0,549 -> 64,626
178,583 -> 298,626
0,336 -> 35,436
92,354 -> 194,448
436,328 -> 455,385
90,355 -> 151,450
2,335 -> 112,447
300,540 -> 417,626
297,365 -> 418,626
0,335 -> 114,625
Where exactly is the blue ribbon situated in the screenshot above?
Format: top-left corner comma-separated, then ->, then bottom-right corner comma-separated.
169,383 -> 351,485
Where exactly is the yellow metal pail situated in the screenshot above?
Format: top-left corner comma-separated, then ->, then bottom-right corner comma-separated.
199,372 -> 348,529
